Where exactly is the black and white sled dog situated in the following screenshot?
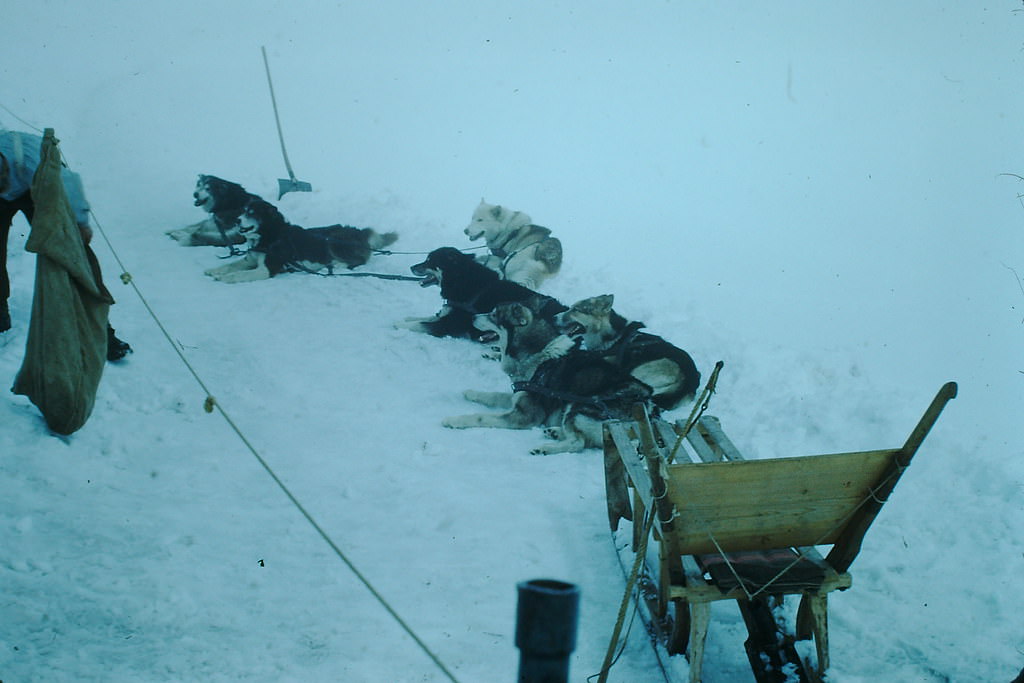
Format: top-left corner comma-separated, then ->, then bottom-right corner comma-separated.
205,198 -> 398,283
396,246 -> 565,341
557,294 -> 700,411
443,302 -> 653,454
463,200 -> 563,290
167,174 -> 256,248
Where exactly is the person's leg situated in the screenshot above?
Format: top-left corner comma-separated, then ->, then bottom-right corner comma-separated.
0,198 -> 21,332
106,325 -> 132,361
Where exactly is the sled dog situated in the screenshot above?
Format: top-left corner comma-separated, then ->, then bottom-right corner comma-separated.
205,198 -> 398,283
463,200 -> 562,290
444,302 -> 652,454
397,247 -> 565,341
471,302 -> 576,382
558,294 -> 700,411
167,174 -> 255,248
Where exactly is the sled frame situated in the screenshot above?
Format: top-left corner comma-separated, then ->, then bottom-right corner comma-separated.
602,382 -> 957,683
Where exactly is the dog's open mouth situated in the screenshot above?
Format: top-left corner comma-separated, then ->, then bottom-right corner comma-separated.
410,266 -> 439,287
465,228 -> 485,241
476,330 -> 500,344
562,322 -> 586,338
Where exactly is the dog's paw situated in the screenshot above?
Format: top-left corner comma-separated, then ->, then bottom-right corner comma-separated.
442,415 -> 470,429
542,426 -> 564,440
212,269 -> 266,284
166,228 -> 192,244
530,438 -> 584,455
530,442 -> 569,455
542,335 -> 577,359
394,318 -> 427,332
205,267 -> 238,281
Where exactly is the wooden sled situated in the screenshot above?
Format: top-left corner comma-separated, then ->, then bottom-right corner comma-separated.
602,382 -> 957,683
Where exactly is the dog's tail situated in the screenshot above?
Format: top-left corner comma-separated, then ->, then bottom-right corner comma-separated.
536,237 -> 563,271
369,230 -> 399,251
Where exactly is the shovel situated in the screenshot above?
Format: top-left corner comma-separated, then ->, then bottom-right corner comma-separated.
261,45 -> 312,199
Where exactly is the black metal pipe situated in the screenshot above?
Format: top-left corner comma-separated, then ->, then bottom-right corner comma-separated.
515,579 -> 580,683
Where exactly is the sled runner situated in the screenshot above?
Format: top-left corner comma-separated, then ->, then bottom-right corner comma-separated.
602,382 -> 957,683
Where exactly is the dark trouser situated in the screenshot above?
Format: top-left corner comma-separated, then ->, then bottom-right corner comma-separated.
0,193 -> 35,303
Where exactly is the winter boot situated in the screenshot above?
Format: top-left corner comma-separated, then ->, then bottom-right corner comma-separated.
107,324 -> 132,361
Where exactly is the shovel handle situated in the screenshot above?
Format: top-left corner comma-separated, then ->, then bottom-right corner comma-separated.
261,45 -> 297,181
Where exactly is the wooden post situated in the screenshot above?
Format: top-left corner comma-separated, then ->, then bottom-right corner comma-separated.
826,382 -> 957,573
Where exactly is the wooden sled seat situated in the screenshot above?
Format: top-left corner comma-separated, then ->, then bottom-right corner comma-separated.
695,548 -> 826,594
603,382 -> 957,683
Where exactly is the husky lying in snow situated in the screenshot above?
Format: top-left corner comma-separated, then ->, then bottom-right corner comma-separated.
463,200 -> 562,290
205,198 -> 398,283
557,294 -> 700,411
166,174 -> 254,248
443,302 -> 653,454
396,247 -> 565,341
471,301 -> 575,382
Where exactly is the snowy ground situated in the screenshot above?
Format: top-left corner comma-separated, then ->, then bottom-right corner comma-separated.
2,2 -> 1023,681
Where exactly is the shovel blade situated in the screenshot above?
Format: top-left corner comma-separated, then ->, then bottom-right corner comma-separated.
277,177 -> 313,199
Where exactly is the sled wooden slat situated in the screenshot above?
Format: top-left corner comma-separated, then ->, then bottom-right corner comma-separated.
602,382 -> 957,683
692,415 -> 742,461
665,449 -> 898,556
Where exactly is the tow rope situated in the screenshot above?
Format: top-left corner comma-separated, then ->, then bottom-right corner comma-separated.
286,261 -> 426,281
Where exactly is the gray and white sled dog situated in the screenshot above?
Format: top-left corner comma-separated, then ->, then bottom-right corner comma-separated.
205,198 -> 397,283
444,301 -> 652,454
557,294 -> 700,411
166,174 -> 254,248
463,200 -> 563,290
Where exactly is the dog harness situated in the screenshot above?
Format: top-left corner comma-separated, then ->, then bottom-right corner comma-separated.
511,350 -> 652,420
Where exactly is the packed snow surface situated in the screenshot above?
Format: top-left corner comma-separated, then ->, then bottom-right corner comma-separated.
2,2 -> 1022,681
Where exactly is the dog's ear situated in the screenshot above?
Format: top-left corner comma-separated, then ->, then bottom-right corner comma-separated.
594,294 -> 614,313
444,246 -> 466,262
489,204 -> 504,220
497,303 -> 533,328
510,303 -> 533,327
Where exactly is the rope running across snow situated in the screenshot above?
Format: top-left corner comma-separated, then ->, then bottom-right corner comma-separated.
87,209 -> 462,683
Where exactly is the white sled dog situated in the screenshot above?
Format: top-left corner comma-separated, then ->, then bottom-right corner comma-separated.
463,200 -> 562,290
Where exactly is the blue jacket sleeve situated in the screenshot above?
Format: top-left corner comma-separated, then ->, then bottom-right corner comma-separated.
1,131 -> 91,226
60,167 -> 91,226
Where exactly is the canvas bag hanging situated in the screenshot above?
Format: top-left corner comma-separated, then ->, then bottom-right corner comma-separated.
12,129 -> 113,435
